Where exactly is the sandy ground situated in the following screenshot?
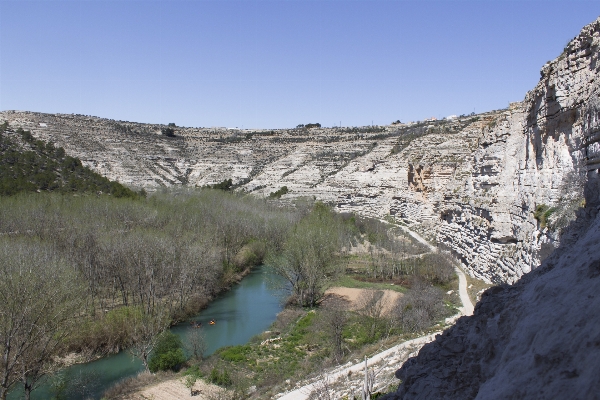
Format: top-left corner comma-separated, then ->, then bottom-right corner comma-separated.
128,378 -> 229,400
324,287 -> 402,316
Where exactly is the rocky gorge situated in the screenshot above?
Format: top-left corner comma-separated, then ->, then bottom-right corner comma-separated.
0,88 -> 581,286
380,16 -> 600,399
2,14 -> 600,399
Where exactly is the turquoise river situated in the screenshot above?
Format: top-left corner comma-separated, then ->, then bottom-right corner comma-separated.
14,266 -> 284,400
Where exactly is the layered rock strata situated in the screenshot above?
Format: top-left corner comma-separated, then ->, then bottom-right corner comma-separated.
382,16 -> 600,399
0,109 -> 528,284
2,18 -> 599,287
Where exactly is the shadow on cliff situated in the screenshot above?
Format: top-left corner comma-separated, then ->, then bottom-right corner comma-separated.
381,167 -> 600,399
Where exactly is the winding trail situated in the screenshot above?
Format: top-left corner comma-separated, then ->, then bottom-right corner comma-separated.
276,222 -> 474,400
277,333 -> 440,400
386,220 -> 473,316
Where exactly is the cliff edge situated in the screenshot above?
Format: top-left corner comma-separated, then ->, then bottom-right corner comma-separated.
382,16 -> 600,399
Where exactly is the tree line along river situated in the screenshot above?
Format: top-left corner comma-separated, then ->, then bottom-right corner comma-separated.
11,266 -> 284,400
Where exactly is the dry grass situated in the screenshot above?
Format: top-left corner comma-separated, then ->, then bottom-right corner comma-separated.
463,272 -> 493,305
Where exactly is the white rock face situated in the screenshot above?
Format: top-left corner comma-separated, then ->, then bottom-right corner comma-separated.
383,207 -> 600,399
2,18 -> 599,286
381,17 -> 600,400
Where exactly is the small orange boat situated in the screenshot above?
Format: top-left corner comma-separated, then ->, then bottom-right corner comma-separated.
209,319 -> 216,325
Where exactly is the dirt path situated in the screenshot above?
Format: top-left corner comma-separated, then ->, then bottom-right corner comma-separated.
380,219 -> 474,316
454,264 -> 474,316
276,223 -> 475,399
276,333 -> 440,400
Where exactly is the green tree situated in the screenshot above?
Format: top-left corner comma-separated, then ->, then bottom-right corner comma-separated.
148,331 -> 185,372
273,203 -> 343,307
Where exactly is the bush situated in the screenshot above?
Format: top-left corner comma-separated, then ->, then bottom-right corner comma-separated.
218,345 -> 251,362
394,281 -> 445,333
209,367 -> 232,387
148,331 -> 185,372
269,186 -> 289,199
233,240 -> 266,270
415,253 -> 455,285
534,204 -> 555,228
161,125 -> 176,137
211,178 -> 233,191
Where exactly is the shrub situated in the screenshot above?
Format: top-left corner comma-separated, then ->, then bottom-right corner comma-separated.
415,253 -> 455,285
394,281 -> 445,333
148,331 -> 185,372
161,124 -> 176,137
233,240 -> 266,270
211,178 -> 233,191
533,204 -> 555,228
208,367 -> 232,387
269,186 -> 289,199
218,345 -> 251,362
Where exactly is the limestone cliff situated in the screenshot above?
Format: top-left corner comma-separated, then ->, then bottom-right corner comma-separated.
381,17 -> 600,399
2,18 -> 599,288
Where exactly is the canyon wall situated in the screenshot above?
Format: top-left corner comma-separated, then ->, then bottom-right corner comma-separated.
2,18 -> 599,287
381,16 -> 600,399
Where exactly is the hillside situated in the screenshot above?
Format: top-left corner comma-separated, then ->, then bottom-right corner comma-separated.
0,105 -> 546,284
0,123 -> 139,198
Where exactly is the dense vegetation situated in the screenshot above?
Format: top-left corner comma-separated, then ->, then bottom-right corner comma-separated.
0,123 -> 139,198
0,124 -> 459,399
148,332 -> 185,373
0,189 -> 303,399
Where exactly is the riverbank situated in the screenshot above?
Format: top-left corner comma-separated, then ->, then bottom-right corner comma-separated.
59,265 -> 255,367
122,223 -> 473,400
275,262 -> 475,399
10,266 -> 284,400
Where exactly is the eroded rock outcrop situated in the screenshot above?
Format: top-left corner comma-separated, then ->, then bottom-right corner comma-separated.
382,16 -> 600,399
2,18 -> 599,288
383,205 -> 600,399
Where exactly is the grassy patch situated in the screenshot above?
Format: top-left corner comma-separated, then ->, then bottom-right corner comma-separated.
217,345 -> 252,362
462,272 -> 493,305
533,204 -> 556,229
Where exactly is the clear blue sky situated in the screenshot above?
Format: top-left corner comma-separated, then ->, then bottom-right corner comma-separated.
1,1 -> 598,129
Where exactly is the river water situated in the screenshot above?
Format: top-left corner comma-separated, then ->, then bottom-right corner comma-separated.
17,266 -> 284,400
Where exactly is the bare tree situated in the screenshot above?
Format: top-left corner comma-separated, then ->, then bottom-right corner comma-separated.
357,290 -> 387,340
0,240 -> 84,400
307,371 -> 334,400
394,281 -> 444,333
186,327 -> 208,361
128,307 -> 169,370
319,298 -> 348,363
